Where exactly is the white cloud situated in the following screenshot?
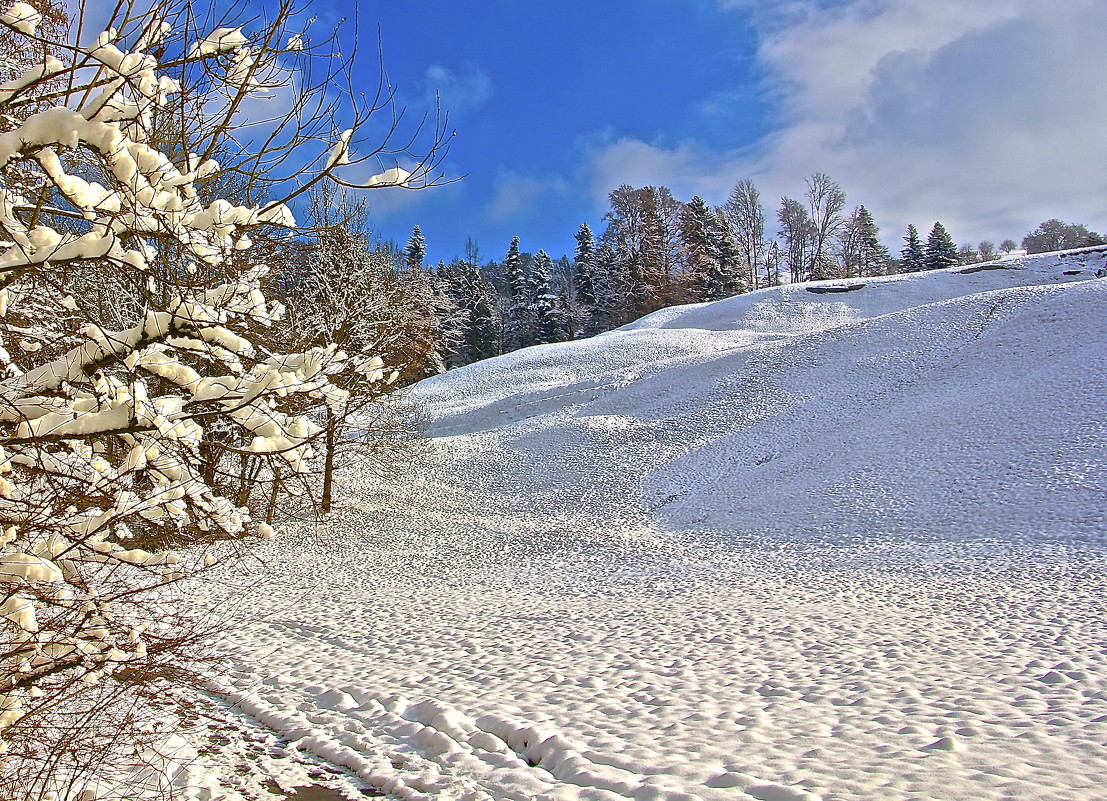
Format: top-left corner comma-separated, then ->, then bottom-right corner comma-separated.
487,169 -> 568,223
424,62 -> 492,113
581,136 -> 744,209
586,0 -> 1107,244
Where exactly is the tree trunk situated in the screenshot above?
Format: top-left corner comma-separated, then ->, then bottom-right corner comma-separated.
321,407 -> 337,514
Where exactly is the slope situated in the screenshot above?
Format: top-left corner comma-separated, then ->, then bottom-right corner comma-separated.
185,249 -> 1107,801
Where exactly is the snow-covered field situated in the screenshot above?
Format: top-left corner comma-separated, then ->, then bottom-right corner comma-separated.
185,251 -> 1107,801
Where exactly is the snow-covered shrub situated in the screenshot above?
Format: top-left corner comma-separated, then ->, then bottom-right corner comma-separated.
0,0 -> 450,796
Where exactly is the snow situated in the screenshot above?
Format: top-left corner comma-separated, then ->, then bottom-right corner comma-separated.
366,166 -> 413,187
0,1 -> 40,34
182,250 -> 1107,801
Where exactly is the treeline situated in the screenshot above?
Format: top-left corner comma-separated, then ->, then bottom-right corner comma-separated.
387,174 -> 1103,370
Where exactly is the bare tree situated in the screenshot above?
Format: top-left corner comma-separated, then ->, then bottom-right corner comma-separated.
275,185 -> 448,514
0,0 -> 451,796
724,178 -> 765,290
777,196 -> 813,283
804,173 -> 847,280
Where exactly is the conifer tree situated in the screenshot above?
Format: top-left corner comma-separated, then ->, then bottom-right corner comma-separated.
574,222 -> 597,308
588,242 -> 626,334
924,222 -> 959,271
712,207 -> 745,295
530,250 -> 563,345
404,224 -> 427,271
841,206 -> 889,277
502,236 -> 531,351
901,225 -> 926,272
680,196 -> 718,299
439,261 -> 499,366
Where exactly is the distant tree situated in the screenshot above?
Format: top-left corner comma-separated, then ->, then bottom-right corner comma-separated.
924,222 -> 959,271
712,207 -> 745,295
957,243 -> 980,265
978,240 -> 997,261
841,205 -> 889,277
681,195 -> 740,300
557,255 -> 589,339
404,225 -> 427,271
602,185 -> 685,316
724,178 -> 766,289
588,242 -> 627,333
1022,219 -> 1103,253
502,236 -> 531,350
804,173 -> 847,280
778,196 -> 814,282
530,250 -> 564,344
573,222 -> 597,308
765,240 -> 784,287
439,260 -> 500,366
1000,238 -> 1018,254
901,224 -> 926,272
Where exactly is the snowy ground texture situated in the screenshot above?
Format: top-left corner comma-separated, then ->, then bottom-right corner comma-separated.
185,250 -> 1107,801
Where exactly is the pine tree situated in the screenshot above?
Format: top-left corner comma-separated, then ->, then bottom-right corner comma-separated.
574,222 -> 597,308
712,207 -> 745,295
530,250 -> 564,345
502,236 -> 531,351
680,196 -> 717,299
901,225 -> 925,272
842,206 -> 889,277
924,222 -> 958,271
439,261 -> 499,366
404,224 -> 427,271
588,242 -> 626,333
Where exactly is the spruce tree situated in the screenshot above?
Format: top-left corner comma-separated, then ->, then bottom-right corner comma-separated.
404,224 -> 426,271
924,222 -> 958,271
502,236 -> 530,350
588,242 -> 626,334
680,196 -> 716,299
901,224 -> 925,272
854,206 -> 889,276
574,222 -> 597,308
712,207 -> 745,295
530,250 -> 563,345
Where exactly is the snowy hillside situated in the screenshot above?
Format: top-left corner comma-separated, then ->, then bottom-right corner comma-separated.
188,250 -> 1107,801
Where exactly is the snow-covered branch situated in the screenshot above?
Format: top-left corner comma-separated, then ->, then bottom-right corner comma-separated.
0,0 -> 450,795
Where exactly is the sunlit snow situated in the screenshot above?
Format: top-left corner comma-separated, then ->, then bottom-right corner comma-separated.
189,251 -> 1107,801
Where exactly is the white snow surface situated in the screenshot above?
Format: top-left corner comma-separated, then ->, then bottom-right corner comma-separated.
189,251 -> 1107,801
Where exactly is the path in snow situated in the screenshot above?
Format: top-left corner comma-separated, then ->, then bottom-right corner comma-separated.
185,251 -> 1107,801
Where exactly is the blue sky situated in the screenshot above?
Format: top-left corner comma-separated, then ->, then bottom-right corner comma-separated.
311,0 -> 1107,265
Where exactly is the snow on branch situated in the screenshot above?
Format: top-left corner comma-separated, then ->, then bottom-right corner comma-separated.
0,0 -> 449,795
